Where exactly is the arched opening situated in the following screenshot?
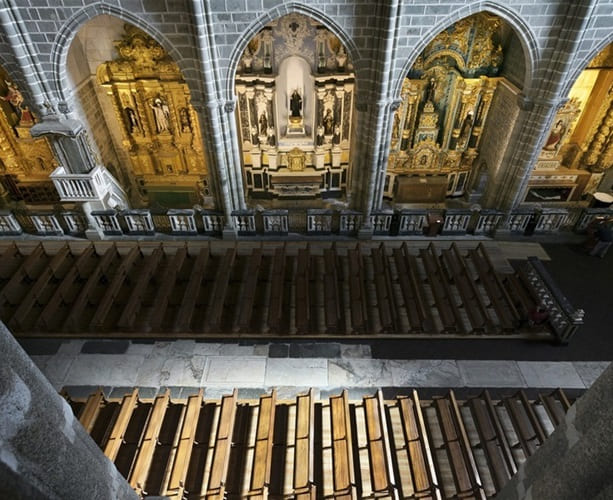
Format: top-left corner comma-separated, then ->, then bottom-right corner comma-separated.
234,12 -> 355,208
0,65 -> 58,207
525,42 -> 613,206
385,12 -> 526,207
66,15 -> 212,209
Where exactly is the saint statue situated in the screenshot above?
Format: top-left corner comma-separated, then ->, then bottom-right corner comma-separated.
323,108 -> 334,135
259,113 -> 268,135
458,112 -> 474,146
426,77 -> 436,103
290,90 -> 302,118
150,97 -> 170,133
544,120 -> 565,151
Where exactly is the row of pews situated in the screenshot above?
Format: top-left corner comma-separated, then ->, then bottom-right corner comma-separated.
66,387 -> 573,499
0,240 -> 559,338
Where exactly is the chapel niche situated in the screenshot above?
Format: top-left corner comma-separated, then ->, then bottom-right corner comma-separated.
235,13 -> 354,204
525,42 -> 613,205
96,25 -> 212,209
386,13 -> 519,205
0,66 -> 58,206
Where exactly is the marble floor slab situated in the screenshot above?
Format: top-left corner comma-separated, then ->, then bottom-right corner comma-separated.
573,361 -> 611,387
265,358 -> 328,386
457,360 -> 527,387
390,360 -> 462,387
518,361 -> 586,389
205,357 -> 267,386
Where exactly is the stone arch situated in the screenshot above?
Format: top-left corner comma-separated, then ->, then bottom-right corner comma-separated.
51,3 -> 197,110
225,2 -> 362,102
392,2 -> 538,101
562,34 -> 613,98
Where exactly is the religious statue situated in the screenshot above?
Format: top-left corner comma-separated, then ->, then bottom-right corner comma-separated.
150,97 -> 170,133
316,125 -> 325,146
242,47 -> 253,73
251,125 -> 260,145
425,77 -> 437,103
458,112 -> 474,147
323,108 -> 334,135
290,90 -> 302,118
336,46 -> 347,70
179,107 -> 191,133
259,113 -> 268,135
332,124 -> 341,145
267,126 -> 276,146
544,119 -> 566,151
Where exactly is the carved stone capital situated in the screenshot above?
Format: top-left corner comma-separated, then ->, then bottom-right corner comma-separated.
224,100 -> 236,113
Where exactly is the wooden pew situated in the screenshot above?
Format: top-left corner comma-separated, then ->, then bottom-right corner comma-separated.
205,389 -> 238,499
173,246 -> 209,332
397,391 -> 442,499
130,390 -> 171,495
104,388 -> 140,462
35,245 -> 97,331
347,246 -> 368,334
78,389 -> 106,434
147,247 -> 187,331
469,391 -> 517,491
164,389 -> 203,498
363,390 -> 398,498
235,247 -> 262,332
247,390 -> 277,497
501,273 -> 536,323
294,389 -> 316,499
267,246 -> 286,332
323,247 -> 342,334
0,242 -> 23,281
329,390 -> 357,498
117,246 -> 164,330
204,247 -> 236,333
9,244 -> 71,330
90,246 -> 141,330
419,246 -> 458,333
63,246 -> 118,332
0,243 -> 45,307
295,248 -> 311,334
440,244 -> 491,334
434,391 -> 486,499
539,389 -> 571,428
502,391 -> 546,457
371,245 -> 399,333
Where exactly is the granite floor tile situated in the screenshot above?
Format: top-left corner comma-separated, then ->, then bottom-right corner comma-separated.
81,340 -> 130,354
18,339 -> 62,356
192,342 -> 223,356
573,361 -> 611,387
218,344 -> 257,356
290,343 -> 341,358
65,354 -> 144,386
328,359 -> 393,387
517,361 -> 585,389
159,355 -> 208,386
265,358 -> 328,386
57,340 -> 86,356
340,344 -> 372,358
205,357 -> 267,386
390,360 -> 462,387
268,343 -> 289,358
457,360 -> 526,387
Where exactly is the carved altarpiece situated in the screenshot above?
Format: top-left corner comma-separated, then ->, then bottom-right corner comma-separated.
97,26 -> 210,207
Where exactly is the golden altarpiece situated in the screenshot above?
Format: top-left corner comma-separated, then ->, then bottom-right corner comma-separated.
0,68 -> 58,205
526,43 -> 613,204
97,26 -> 211,208
386,13 -> 503,204
235,14 -> 354,201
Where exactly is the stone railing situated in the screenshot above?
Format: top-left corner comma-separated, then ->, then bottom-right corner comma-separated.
442,209 -> 471,235
473,209 -> 504,235
262,210 -> 289,235
574,207 -> 613,232
535,208 -> 568,232
231,210 -> 256,235
339,210 -> 362,235
50,165 -> 127,207
397,210 -> 427,235
307,209 -> 333,234
370,211 -> 393,235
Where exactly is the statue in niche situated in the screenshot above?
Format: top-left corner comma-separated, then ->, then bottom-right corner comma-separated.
251,126 -> 260,145
242,47 -> 253,73
544,119 -> 566,151
316,125 -> 325,146
19,105 -> 34,126
425,77 -> 437,103
323,108 -> 334,135
458,112 -> 474,147
332,124 -> 341,145
259,113 -> 268,135
290,90 -> 302,118
392,112 -> 400,140
267,126 -> 276,146
150,97 -> 170,133
179,107 -> 191,133
122,94 -> 140,134
336,46 -> 347,70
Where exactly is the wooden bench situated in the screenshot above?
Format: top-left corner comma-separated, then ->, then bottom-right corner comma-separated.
347,246 -> 368,334
397,391 -> 442,499
78,388 -> 106,434
329,390 -> 357,498
0,242 -> 22,281
247,390 -> 277,497
204,247 -> 236,332
90,246 -> 141,330
502,390 -> 547,457
501,273 -> 536,323
130,390 -> 171,495
63,246 -> 118,332
267,246 -> 286,332
323,248 -> 342,334
164,389 -> 203,498
235,247 -> 262,332
9,244 -> 71,330
147,247 -> 187,331
295,248 -> 311,334
173,246 -> 210,332
294,389 -> 316,499
363,390 -> 398,497
205,389 -> 238,499
539,389 -> 571,428
104,388 -> 140,462
469,390 -> 517,491
0,243 -> 46,308
434,391 -> 486,499
117,246 -> 164,330
371,245 -> 399,333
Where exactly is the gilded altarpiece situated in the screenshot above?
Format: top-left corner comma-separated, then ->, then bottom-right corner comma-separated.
387,13 -> 504,204
97,26 -> 210,208
0,69 -> 58,204
235,14 -> 354,201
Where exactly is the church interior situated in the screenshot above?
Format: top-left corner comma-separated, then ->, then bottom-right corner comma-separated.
1,1 -> 613,499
